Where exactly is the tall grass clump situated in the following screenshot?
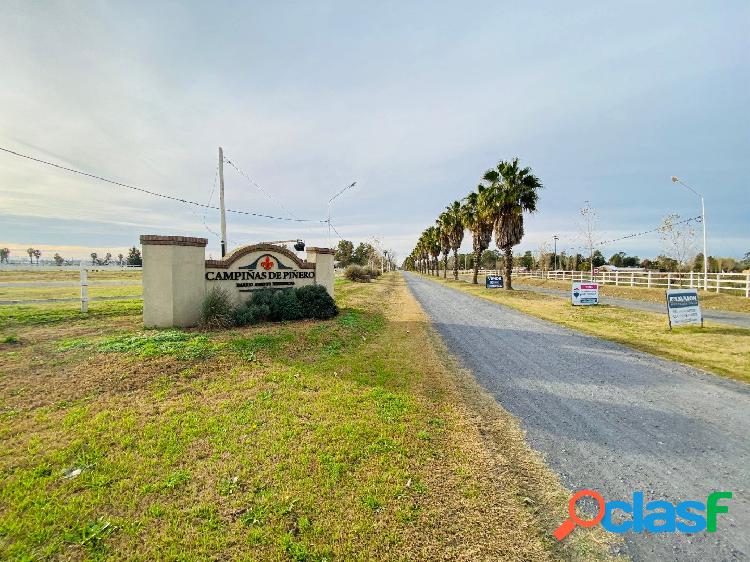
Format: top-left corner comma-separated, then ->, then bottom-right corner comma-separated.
201,286 -> 235,328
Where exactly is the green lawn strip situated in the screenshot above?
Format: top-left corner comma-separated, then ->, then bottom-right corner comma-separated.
0,300 -> 143,329
0,285 -> 143,302
431,275 -> 750,384
0,283 -> 439,559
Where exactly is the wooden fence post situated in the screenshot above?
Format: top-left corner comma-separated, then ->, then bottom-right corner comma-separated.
80,267 -> 89,313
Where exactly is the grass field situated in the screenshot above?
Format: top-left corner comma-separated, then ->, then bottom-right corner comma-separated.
0,274 -> 614,561
487,275 -> 750,314
435,275 -> 750,384
0,270 -> 142,283
0,270 -> 143,302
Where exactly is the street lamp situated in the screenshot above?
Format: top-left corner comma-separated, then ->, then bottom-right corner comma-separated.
327,181 -> 357,247
671,176 -> 707,290
553,235 -> 559,271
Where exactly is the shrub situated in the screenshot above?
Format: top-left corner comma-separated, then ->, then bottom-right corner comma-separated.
233,303 -> 271,327
344,265 -> 371,283
270,289 -> 303,321
296,285 -> 338,320
201,287 -> 235,328
364,267 -> 381,278
251,288 -> 275,308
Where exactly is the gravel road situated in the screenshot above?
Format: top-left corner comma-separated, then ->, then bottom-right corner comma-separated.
512,283 -> 750,330
404,273 -> 749,562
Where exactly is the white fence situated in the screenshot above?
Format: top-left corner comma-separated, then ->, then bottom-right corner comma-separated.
456,268 -> 750,297
0,266 -> 143,310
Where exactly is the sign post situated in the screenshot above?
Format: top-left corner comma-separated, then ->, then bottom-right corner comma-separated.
571,282 -> 599,306
665,289 -> 702,329
485,275 -> 504,289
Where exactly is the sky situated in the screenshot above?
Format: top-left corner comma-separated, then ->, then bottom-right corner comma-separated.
0,1 -> 748,263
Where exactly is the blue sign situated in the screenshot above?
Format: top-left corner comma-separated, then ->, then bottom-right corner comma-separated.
486,275 -> 504,289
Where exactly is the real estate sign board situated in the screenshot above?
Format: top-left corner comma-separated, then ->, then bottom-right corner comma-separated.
666,289 -> 702,328
486,275 -> 504,289
572,282 -> 599,305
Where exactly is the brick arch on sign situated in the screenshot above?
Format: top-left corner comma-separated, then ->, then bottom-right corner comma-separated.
205,243 -> 315,270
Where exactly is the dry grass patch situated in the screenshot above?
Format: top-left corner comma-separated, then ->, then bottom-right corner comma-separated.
483,275 -> 750,314
437,276 -> 750,384
0,270 -> 142,283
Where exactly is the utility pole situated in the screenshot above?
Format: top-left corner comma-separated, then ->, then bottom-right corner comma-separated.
219,147 -> 227,257
553,235 -> 559,270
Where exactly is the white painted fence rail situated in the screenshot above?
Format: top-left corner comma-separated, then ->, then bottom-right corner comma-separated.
0,265 -> 143,310
454,268 -> 750,297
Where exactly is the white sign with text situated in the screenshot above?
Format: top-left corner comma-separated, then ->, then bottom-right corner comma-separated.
571,282 -> 599,306
666,289 -> 702,327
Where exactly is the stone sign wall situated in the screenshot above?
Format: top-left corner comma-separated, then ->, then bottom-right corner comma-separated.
140,235 -> 335,327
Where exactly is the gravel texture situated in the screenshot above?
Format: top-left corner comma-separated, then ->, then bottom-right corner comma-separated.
404,272 -> 749,562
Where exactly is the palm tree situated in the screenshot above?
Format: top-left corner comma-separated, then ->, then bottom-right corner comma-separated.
424,226 -> 441,276
416,233 -> 429,274
461,186 -> 494,284
26,248 -> 34,265
483,157 -> 543,290
442,201 -> 464,280
436,214 -> 451,278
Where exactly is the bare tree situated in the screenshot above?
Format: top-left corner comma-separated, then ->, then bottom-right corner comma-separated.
90,252 -> 98,265
579,202 -> 599,280
659,214 -> 696,272
33,249 -> 42,264
536,241 -> 551,276
117,253 -> 124,266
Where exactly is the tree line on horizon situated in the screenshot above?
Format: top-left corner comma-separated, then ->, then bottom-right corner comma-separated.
0,246 -> 143,266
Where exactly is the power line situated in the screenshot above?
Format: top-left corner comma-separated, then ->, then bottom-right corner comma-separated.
222,156 -> 303,222
560,215 -> 703,254
596,215 -> 702,247
0,146 -> 324,223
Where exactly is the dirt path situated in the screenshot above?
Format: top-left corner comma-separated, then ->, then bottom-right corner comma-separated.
404,272 -> 749,562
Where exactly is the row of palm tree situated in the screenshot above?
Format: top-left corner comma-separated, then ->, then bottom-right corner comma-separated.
406,157 -> 543,290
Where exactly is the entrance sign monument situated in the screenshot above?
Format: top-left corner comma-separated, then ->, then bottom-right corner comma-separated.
141,235 -> 335,327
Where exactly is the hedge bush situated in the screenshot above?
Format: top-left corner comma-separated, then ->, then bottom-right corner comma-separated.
227,285 -> 338,327
270,289 -> 303,321
296,285 -> 338,319
344,265 -> 371,283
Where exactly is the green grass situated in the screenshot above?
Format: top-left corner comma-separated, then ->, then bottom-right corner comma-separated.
0,300 -> 142,328
0,274 -> 612,560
